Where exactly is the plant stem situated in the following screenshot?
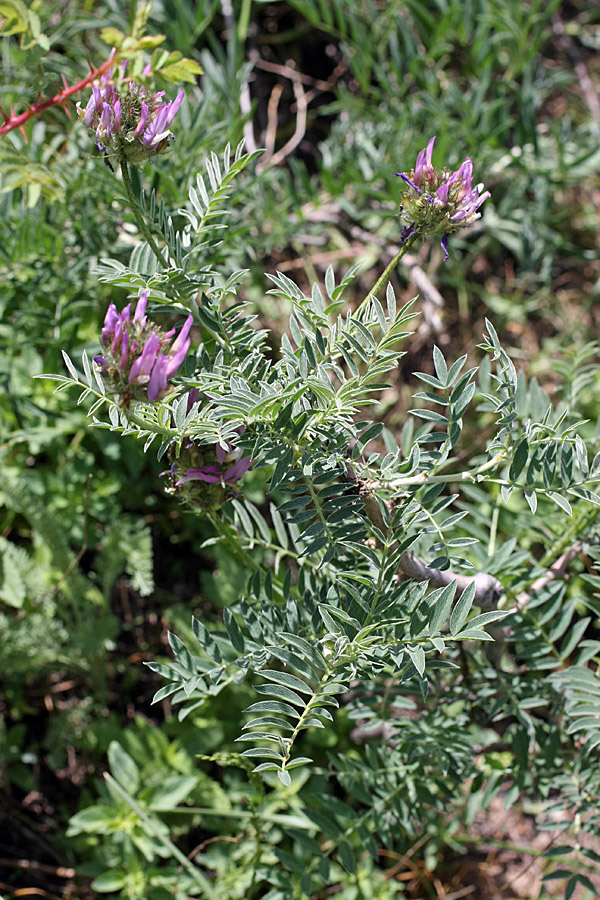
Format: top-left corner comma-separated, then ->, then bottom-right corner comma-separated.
210,512 -> 260,572
355,233 -> 418,317
538,503 -> 600,569
105,774 -> 218,900
387,450 -> 506,489
0,52 -> 118,137
120,158 -> 169,268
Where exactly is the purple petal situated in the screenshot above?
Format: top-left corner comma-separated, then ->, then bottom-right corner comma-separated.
83,94 -> 96,127
164,90 -> 184,126
186,388 -> 200,413
176,466 -> 221,485
414,147 -> 426,183
165,344 -> 189,378
99,103 -> 112,142
424,136 -> 436,168
101,302 -> 119,343
396,172 -> 421,194
152,105 -> 170,135
119,328 -> 129,370
147,354 -> 168,402
93,355 -> 107,370
111,318 -> 123,354
169,315 -> 193,355
441,234 -> 450,261
223,456 -> 252,483
113,98 -> 121,133
134,291 -> 148,324
216,442 -> 234,464
134,100 -> 149,137
436,183 -> 449,205
128,331 -> 160,383
165,315 -> 193,377
473,189 -> 491,211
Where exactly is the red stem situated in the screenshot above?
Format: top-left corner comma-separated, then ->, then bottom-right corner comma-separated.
0,50 -> 118,137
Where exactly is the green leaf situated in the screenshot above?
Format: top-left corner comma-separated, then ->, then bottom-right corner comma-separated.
91,871 -> 126,891
245,700 -> 302,718
432,346 -> 448,385
68,805 -> 116,833
192,617 -> 223,663
254,684 -> 306,706
547,492 -> 572,516
428,581 -> 457,633
268,646 -> 321,681
279,633 -> 327,672
449,582 -> 475,635
223,609 -> 245,653
108,742 -> 140,794
411,408 -> 449,425
509,438 -> 529,482
260,669 -> 314,694
167,632 -> 194,673
278,769 -> 292,787
338,840 -> 356,873
467,610 -> 507,629
147,776 -> 197,810
406,644 -> 426,676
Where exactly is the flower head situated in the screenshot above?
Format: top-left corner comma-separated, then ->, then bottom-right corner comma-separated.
395,136 -> 490,259
78,73 -> 184,165
94,292 -> 192,403
163,424 -> 252,511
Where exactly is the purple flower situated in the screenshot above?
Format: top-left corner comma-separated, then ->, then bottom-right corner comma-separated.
77,76 -> 185,165
175,453 -> 252,487
186,388 -> 201,414
94,291 -> 193,404
395,136 -> 490,258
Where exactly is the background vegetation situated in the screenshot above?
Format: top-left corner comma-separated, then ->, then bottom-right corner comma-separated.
1,0 -> 600,898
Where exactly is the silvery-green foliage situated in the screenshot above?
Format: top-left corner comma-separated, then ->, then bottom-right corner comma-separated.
43,140 -> 600,898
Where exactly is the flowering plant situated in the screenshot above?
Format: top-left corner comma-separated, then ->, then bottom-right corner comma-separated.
42,128 -> 600,900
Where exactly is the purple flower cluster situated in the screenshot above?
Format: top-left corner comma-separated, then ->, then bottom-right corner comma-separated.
77,74 -> 184,164
94,292 -> 193,403
176,441 -> 252,487
163,412 -> 252,510
395,136 -> 490,259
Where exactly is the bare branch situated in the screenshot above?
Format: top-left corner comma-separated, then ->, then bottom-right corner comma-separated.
348,467 -> 504,609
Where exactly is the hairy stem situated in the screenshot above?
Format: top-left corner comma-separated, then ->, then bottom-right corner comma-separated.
120,158 -> 169,268
355,233 -> 418,317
